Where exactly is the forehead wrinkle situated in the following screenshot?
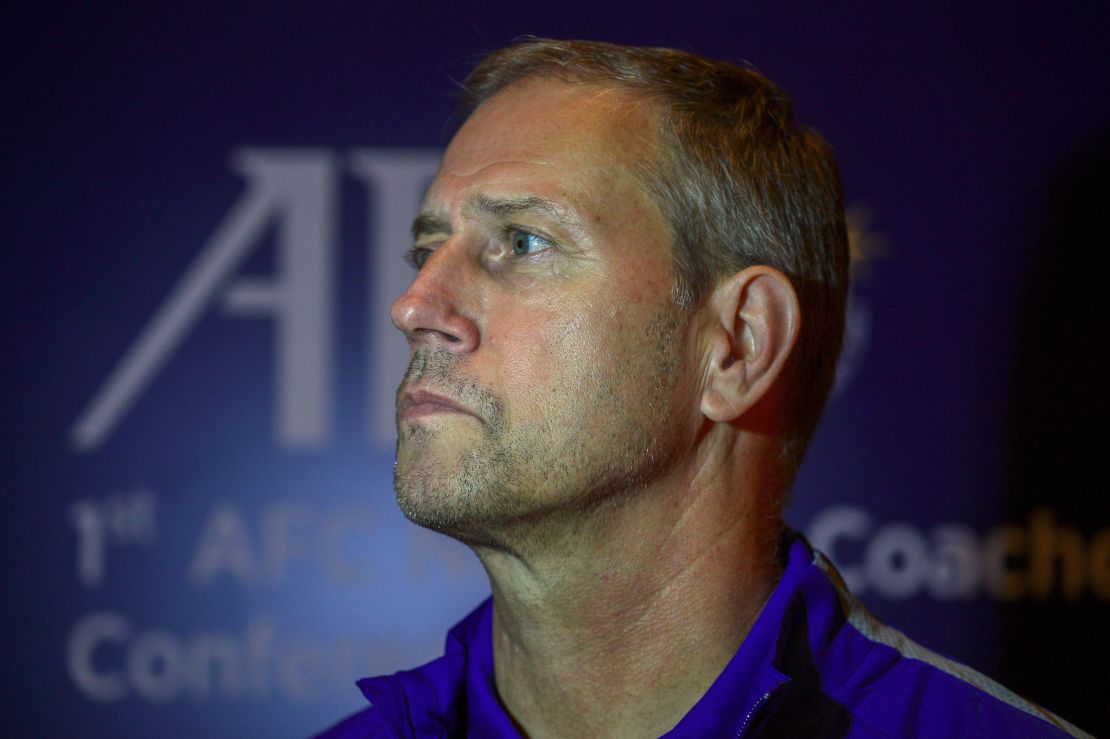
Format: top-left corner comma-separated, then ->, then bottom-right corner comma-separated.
463,193 -> 586,233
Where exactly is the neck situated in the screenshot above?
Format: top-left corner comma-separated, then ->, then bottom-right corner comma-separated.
473,433 -> 783,738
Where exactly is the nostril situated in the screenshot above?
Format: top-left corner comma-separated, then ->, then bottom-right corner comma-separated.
414,327 -> 462,345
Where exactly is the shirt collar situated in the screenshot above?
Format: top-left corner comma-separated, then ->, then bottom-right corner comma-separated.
359,533 -> 829,737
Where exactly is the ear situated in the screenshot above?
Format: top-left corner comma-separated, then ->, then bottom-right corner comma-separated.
700,266 -> 801,423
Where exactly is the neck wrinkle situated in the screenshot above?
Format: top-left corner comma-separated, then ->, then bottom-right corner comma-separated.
478,428 -> 784,738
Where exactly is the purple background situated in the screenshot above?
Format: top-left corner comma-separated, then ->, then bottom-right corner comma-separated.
5,3 -> 1109,736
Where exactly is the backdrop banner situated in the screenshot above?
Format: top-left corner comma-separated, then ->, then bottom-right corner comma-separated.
6,4 -> 1109,737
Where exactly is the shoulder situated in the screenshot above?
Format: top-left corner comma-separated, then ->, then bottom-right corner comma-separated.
800,545 -> 1090,738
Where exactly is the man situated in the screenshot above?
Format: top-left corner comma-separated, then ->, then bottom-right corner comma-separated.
319,39 -> 1086,737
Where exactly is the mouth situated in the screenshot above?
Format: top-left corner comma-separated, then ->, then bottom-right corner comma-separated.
398,387 -> 479,424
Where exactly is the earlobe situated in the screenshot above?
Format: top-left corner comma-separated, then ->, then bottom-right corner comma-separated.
699,266 -> 800,424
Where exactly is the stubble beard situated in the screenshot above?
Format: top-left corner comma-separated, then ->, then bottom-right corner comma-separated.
393,307 -> 688,556
393,347 -> 524,544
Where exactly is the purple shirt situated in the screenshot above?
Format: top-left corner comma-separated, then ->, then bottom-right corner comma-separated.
315,534 -> 1088,737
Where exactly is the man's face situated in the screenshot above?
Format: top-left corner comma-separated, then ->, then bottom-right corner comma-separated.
391,80 -> 701,549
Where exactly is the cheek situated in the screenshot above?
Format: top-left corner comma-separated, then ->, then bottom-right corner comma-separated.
479,269 -> 677,409
484,304 -> 601,397
484,308 -> 560,380
503,288 -> 661,366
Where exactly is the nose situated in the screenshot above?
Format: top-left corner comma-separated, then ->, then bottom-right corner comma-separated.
390,244 -> 480,354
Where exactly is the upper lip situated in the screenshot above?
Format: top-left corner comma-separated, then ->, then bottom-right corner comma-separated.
398,387 -> 476,419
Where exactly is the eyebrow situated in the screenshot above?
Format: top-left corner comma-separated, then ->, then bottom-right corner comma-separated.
410,194 -> 583,241
411,212 -> 451,241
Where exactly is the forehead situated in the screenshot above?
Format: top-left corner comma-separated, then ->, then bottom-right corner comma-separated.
428,79 -> 663,220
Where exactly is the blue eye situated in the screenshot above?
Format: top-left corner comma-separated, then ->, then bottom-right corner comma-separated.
510,230 -> 551,256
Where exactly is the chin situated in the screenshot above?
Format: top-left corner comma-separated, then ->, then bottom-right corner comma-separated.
393,448 -> 543,554
393,474 -> 513,552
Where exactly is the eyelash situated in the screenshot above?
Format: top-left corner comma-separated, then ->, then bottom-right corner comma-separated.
404,227 -> 556,270
404,244 -> 432,270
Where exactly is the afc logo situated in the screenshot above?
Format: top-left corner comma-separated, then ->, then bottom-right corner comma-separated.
69,148 -> 441,453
